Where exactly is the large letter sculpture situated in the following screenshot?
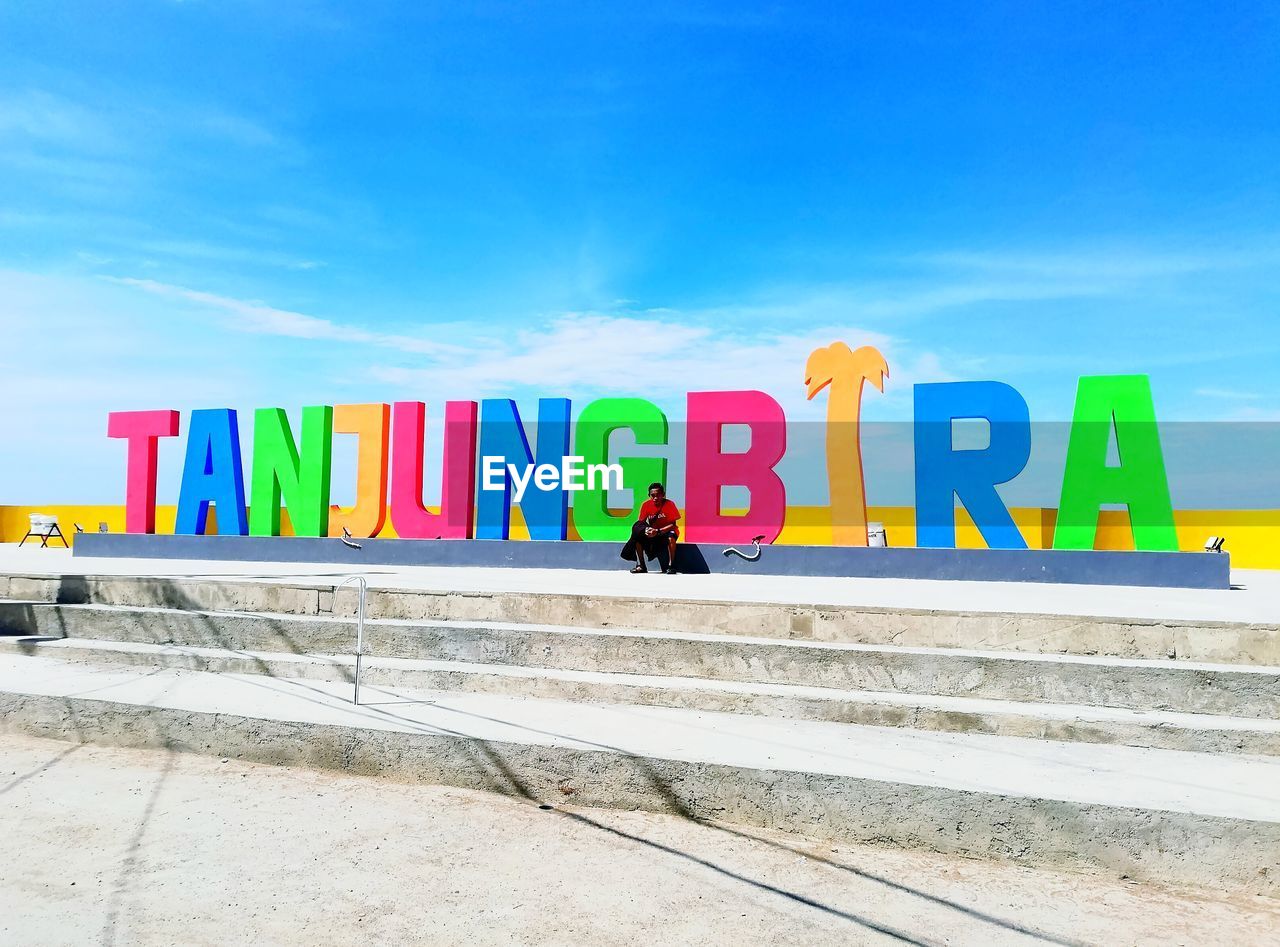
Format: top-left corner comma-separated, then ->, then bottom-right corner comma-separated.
804,342 -> 888,546
389,400 -> 478,539
684,390 -> 787,544
249,406 -> 334,537
914,382 -> 1032,549
1053,375 -> 1178,551
107,409 -> 180,533
329,403 -> 390,539
476,398 -> 572,540
573,398 -> 669,542
176,409 -> 247,535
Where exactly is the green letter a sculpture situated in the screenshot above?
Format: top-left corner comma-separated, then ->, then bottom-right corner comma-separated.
1053,375 -> 1178,552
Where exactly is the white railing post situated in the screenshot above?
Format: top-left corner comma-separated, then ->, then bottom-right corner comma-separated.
336,575 -> 369,704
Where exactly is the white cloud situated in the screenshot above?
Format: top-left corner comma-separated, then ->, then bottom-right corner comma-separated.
368,311 -> 955,417
0,269 -> 264,501
193,111 -> 281,149
2,268 -> 960,502
1195,387 -> 1261,400
0,87 -> 293,156
0,90 -> 118,149
125,240 -> 326,271
101,277 -> 961,413
1223,405 -> 1280,423
909,245 -> 1280,281
0,87 -> 301,209
105,277 -> 467,356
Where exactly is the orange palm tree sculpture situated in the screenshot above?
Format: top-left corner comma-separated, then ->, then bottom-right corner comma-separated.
804,341 -> 889,546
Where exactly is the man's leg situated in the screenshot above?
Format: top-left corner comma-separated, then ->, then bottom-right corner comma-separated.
665,534 -> 678,572
630,522 -> 650,572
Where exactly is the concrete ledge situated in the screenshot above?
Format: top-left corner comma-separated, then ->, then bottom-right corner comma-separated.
6,635 -> 1278,755
72,533 -> 1231,589
2,691 -> 1276,895
3,601 -> 1278,716
4,573 -> 1277,664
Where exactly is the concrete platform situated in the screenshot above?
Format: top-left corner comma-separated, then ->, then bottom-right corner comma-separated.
2,554 -> 1277,664
4,603 -> 1278,718
2,545 -> 1277,624
3,655 -> 1276,820
6,634 -> 1280,755
72,532 -> 1233,589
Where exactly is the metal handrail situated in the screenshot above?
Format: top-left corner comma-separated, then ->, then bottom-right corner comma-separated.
336,575 -> 369,704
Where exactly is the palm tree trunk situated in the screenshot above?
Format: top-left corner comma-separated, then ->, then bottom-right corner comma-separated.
826,381 -> 870,546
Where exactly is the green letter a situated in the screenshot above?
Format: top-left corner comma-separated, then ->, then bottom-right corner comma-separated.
1053,375 -> 1177,551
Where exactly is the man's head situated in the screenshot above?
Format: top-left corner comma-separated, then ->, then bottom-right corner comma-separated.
648,482 -> 665,500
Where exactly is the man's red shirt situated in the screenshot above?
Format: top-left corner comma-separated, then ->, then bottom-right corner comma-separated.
638,498 -> 680,535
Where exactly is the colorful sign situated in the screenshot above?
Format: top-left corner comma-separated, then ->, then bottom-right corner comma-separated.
106,342 -> 1179,550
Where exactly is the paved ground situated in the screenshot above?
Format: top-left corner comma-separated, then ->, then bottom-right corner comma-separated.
2,546 -> 1276,623
2,734 -> 1277,947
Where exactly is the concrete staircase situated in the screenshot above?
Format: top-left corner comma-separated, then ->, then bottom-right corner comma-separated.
1,571 -> 1277,897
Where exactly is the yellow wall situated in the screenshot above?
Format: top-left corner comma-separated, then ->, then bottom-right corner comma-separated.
1,505 -> 141,547
788,505 -> 1280,570
3,504 -> 1275,569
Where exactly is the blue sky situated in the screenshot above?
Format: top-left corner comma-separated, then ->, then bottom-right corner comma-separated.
2,2 -> 1279,506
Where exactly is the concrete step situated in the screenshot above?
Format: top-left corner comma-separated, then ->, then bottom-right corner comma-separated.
3,600 -> 1278,719
0,652 -> 1276,897
5,635 -> 1279,756
5,571 -> 1278,664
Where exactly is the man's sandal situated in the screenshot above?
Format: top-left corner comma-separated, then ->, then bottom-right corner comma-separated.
630,565 -> 647,574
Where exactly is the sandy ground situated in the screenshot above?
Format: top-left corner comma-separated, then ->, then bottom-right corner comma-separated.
1,734 -> 1277,947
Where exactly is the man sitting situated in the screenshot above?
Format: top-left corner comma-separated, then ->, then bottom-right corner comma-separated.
621,482 -> 680,574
